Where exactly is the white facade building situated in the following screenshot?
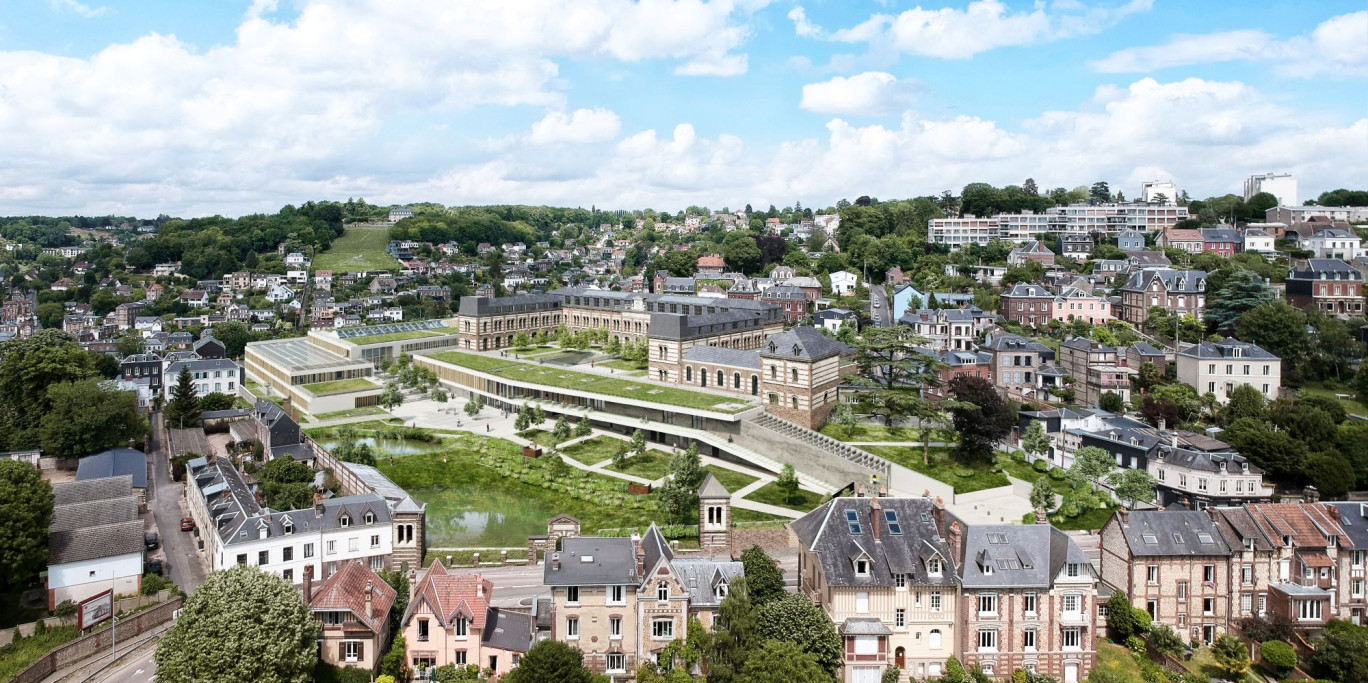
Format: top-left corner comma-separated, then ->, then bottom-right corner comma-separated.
47,477 -> 145,609
829,271 -> 858,295
1244,173 -> 1297,207
1176,338 -> 1281,404
1140,180 -> 1178,205
164,358 -> 240,398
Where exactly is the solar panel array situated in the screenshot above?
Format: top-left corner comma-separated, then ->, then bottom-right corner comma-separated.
336,319 -> 448,340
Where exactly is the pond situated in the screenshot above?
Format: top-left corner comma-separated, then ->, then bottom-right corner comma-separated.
412,485 -> 558,547
320,437 -> 447,456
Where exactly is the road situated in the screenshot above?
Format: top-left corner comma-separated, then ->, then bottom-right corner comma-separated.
869,282 -> 892,327
95,650 -> 158,683
147,411 -> 208,593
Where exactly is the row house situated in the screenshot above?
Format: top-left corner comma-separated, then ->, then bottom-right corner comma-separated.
958,522 -> 1097,683
1000,284 -> 1054,327
1285,259 -> 1364,319
1157,229 -> 1204,254
1051,287 -> 1112,325
1118,269 -> 1206,325
542,524 -> 740,676
1200,228 -> 1240,257
401,563 -> 532,678
1175,338 -> 1281,404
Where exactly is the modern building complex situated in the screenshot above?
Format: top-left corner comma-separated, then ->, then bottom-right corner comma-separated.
929,202 -> 1191,250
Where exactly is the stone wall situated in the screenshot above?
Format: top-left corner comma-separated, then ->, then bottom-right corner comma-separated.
737,419 -> 875,492
11,598 -> 183,683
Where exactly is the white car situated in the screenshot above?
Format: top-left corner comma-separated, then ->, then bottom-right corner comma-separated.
872,301 -> 880,308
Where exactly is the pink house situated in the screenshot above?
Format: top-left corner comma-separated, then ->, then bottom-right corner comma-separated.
401,563 -> 533,680
1052,287 -> 1113,325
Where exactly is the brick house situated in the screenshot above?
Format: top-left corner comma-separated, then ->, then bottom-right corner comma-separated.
400,563 -> 531,678
1000,284 -> 1054,327
759,326 -> 853,430
1285,259 -> 1364,319
308,561 -> 396,672
1117,269 -> 1206,325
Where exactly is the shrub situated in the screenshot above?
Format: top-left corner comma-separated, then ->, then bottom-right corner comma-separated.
1149,623 -> 1184,657
1048,466 -> 1068,481
1011,450 -> 1027,462
1259,640 -> 1297,672
1132,607 -> 1152,633
142,573 -> 171,596
953,468 -> 976,478
1126,636 -> 1146,654
1033,459 -> 1050,472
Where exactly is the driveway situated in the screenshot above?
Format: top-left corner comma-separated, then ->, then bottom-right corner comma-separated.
148,411 -> 208,593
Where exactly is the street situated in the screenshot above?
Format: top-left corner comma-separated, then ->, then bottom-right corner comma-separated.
96,652 -> 158,683
147,411 -> 208,593
869,282 -> 893,327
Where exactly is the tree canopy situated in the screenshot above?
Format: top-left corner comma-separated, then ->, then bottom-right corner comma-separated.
947,375 -> 1014,464
39,379 -> 148,457
0,460 -> 54,591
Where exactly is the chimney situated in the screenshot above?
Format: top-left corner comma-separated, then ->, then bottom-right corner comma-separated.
948,521 -> 964,563
932,496 -> 946,536
1119,507 -> 1129,525
870,497 -> 882,541
364,579 -> 374,619
857,483 -> 865,497
1035,507 -> 1048,525
1207,506 -> 1219,524
476,575 -> 485,598
1157,418 -> 1166,432
303,564 -> 314,601
551,553 -> 560,571
1303,485 -> 1320,504
313,492 -> 324,518
632,534 -> 645,576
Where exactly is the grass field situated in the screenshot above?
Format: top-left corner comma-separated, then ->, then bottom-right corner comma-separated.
559,435 -> 627,464
703,465 -> 760,493
604,450 -> 674,480
818,422 -> 923,442
313,224 -> 399,272
425,351 -> 752,412
744,481 -> 827,512
312,405 -> 389,421
1298,382 -> 1368,417
1092,642 -> 1145,683
517,429 -> 562,448
0,625 -> 79,680
600,358 -> 648,371
864,446 -> 1011,494
351,330 -> 447,344
303,378 -> 379,396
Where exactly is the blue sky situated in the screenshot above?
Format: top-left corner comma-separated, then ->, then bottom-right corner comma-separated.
0,0 -> 1363,217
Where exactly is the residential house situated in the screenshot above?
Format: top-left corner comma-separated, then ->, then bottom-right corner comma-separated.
1058,338 -> 1132,407
899,308 -> 979,353
890,284 -> 926,320
1099,509 -> 1233,644
791,496 -> 959,683
816,308 -> 858,333
179,290 -> 209,307
1201,228 -> 1241,258
1000,284 -> 1054,327
1060,234 -> 1093,257
47,476 -> 144,608
1302,229 -> 1363,261
696,254 -> 725,277
1116,230 -> 1146,252
760,285 -> 809,323
1243,229 -> 1275,254
957,522 -> 1097,682
164,358 -> 241,398
267,284 -> 297,303
309,560 -> 397,672
1008,241 -> 1056,267
1176,338 -> 1280,403
1321,502 -> 1368,626
121,352 -> 164,394
1125,343 -> 1167,376
1126,251 -> 1172,271
830,271 -> 859,296
153,262 -> 181,276
1118,269 -> 1206,325
401,563 -> 531,678
982,333 -> 1054,401
193,336 -> 227,360
1051,288 -> 1112,326
1286,259 -> 1365,319
1157,229 -> 1204,254
924,349 -> 995,400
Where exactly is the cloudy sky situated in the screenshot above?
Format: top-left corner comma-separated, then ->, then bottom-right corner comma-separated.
0,0 -> 1364,217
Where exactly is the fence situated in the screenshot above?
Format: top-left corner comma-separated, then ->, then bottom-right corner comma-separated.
9,598 -> 183,683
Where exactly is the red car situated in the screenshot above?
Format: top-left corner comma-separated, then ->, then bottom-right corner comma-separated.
180,517 -> 195,531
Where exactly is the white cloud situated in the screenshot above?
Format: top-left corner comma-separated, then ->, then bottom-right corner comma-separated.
788,7 -> 822,38
799,72 -> 921,115
811,0 -> 1151,59
527,108 -> 622,145
47,0 -> 109,18
1091,12 -> 1368,77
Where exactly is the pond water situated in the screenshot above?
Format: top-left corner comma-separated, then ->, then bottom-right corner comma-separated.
320,437 -> 447,456
412,485 -> 558,547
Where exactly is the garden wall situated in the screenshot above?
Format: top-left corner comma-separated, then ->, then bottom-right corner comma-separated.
10,598 -> 182,683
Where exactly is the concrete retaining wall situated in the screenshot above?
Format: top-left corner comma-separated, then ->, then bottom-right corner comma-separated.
736,419 -> 873,492
11,598 -> 183,683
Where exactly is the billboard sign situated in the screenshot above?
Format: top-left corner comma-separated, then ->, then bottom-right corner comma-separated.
78,590 -> 113,630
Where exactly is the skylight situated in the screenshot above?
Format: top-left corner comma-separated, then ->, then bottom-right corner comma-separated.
1142,533 -> 1158,544
884,510 -> 902,535
1197,533 -> 1214,544
987,533 -> 1008,544
845,510 -> 862,534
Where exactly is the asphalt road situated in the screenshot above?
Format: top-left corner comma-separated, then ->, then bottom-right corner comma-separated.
98,650 -> 158,683
869,282 -> 893,327
148,411 -> 208,593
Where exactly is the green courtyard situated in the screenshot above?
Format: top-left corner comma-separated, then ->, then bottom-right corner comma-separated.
312,224 -> 399,271
864,445 -> 1011,494
303,377 -> 379,396
350,329 -> 449,345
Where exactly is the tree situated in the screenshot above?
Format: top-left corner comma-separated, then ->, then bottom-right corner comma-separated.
39,379 -> 148,457
775,464 -> 800,504
1132,362 -> 1162,393
832,402 -> 857,438
1259,640 -> 1297,673
1148,624 -> 1184,657
1305,451 -> 1356,499
430,387 -> 448,403
708,577 -> 760,683
380,382 -> 405,411
757,593 -> 842,675
1211,634 -> 1251,679
155,565 -> 318,683
114,332 -> 145,358
1310,627 -> 1368,683
532,404 -> 546,427
199,392 -> 236,412
739,640 -> 829,683
659,442 -> 703,523
463,394 -> 481,417
1021,420 -> 1050,461
723,237 -> 763,275
574,414 -> 592,438
881,666 -> 901,683
1097,391 -> 1124,414
1105,591 -> 1138,642
1070,447 -> 1115,489
848,326 -> 945,428
1204,271 -> 1274,333
260,457 -> 315,510
165,366 -> 202,428
1236,301 -> 1308,376
504,640 -> 592,683
740,546 -> 785,606
1221,385 -> 1266,425
1029,478 -> 1056,512
514,409 -> 532,432
1109,468 -> 1157,508
0,460 -> 54,590
553,415 -> 572,443
947,375 -> 1014,464
0,330 -> 101,448
512,331 -> 530,349
212,321 -> 253,358
1090,181 -> 1111,203
630,428 -> 647,455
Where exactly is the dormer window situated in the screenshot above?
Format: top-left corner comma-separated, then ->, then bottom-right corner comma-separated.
856,558 -> 870,576
339,515 -> 350,528
716,581 -> 728,598
282,520 -> 293,535
364,512 -> 375,525
928,558 -> 942,576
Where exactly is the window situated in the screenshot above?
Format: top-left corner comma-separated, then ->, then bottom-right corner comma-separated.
854,636 -> 878,655
657,583 -> 669,602
652,618 -> 674,639
1204,565 -> 1216,582
1063,594 -> 1081,614
884,509 -> 902,535
282,568 -> 293,582
978,593 -> 998,615
1203,597 -> 1215,615
856,591 -> 870,614
717,582 -> 728,598
1147,565 -> 1159,584
282,547 -> 293,562
327,540 -> 336,554
339,515 -> 350,528
1023,628 -> 1037,650
454,617 -> 467,637
453,651 -> 467,666
977,629 -> 997,652
930,592 -> 942,611
370,534 -> 380,548
609,585 -> 624,604
566,586 -> 580,605
1023,592 -> 1037,614
344,641 -> 359,662
929,629 -> 942,650
417,619 -> 429,641
606,653 -> 625,673
1241,593 -> 1252,615
258,550 -> 269,566
1242,565 -> 1253,585
894,573 -> 906,588
1298,600 -> 1323,621
928,558 -> 942,576
609,617 -> 622,638
348,538 -> 358,553
1066,562 -> 1083,577
856,558 -> 870,576
565,617 -> 579,638
1062,628 -> 1081,650
845,510 -> 862,534
304,543 -> 314,558
1177,581 -> 1188,601
895,609 -> 906,627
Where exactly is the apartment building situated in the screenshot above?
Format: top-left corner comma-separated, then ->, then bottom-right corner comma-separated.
1176,338 -> 1281,404
791,496 -> 959,683
163,357 -> 242,398
1286,259 -> 1365,319
928,216 -> 1000,250
1118,269 -> 1206,325
759,326 -> 854,429
1057,338 -> 1132,407
1099,509 -> 1233,644
1244,173 -> 1297,206
401,564 -> 532,678
957,523 -> 1097,682
542,524 -> 740,676
982,333 -> 1054,402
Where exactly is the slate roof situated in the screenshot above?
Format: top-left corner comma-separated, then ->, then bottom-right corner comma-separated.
790,497 -> 957,588
49,476 -> 143,565
840,618 -> 893,635
959,524 -> 1091,588
52,475 -> 135,507
1290,258 -> 1362,280
1201,228 -> 1240,243
1003,283 -> 1052,298
1324,502 -> 1368,552
681,345 -> 761,369
1112,510 -> 1232,557
76,448 -> 148,489
309,560 -> 397,635
760,326 -> 850,361
544,536 -> 641,587
482,607 -> 534,653
348,463 -> 426,514
50,496 -> 139,532
1177,337 -> 1278,361
671,559 -> 744,608
1122,269 -> 1207,294
49,519 -> 144,565
697,472 -> 731,499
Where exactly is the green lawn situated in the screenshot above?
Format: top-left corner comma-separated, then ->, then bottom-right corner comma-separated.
864,446 -> 1011,494
604,450 -> 674,480
600,358 -> 648,372
559,435 -> 629,465
999,456 -> 1049,484
1298,382 -> 1368,417
818,422 -> 923,442
425,351 -> 752,412
518,429 -> 561,448
313,224 -> 399,271
744,481 -> 827,512
352,329 -> 449,345
312,405 -> 388,421
303,377 -> 379,396
703,465 -> 760,493
1052,505 -> 1120,531
1092,641 -> 1145,683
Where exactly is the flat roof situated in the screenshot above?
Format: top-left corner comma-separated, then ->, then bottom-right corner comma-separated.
333,319 -> 455,343
248,336 -> 371,374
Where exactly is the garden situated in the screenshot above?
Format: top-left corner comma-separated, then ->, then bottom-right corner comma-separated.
863,445 -> 1011,494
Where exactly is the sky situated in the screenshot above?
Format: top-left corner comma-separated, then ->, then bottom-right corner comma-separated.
0,0 -> 1364,218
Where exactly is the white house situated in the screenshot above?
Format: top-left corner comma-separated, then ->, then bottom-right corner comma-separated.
829,270 -> 858,296
267,284 -> 297,303
164,358 -> 241,397
48,476 -> 145,609
1242,228 -> 1275,254
152,262 -> 181,276
1303,229 -> 1363,261
284,252 -> 310,267
287,269 -> 309,284
1176,338 -> 1281,404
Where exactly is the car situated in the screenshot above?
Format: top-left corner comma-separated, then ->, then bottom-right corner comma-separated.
180,517 -> 195,532
146,559 -> 164,576
145,532 -> 159,551
872,301 -> 880,308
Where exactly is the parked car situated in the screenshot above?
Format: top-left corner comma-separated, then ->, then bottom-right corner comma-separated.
180,517 -> 195,531
146,559 -> 164,576
145,532 -> 159,551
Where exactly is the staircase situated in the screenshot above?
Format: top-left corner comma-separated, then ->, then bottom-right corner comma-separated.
750,413 -> 892,482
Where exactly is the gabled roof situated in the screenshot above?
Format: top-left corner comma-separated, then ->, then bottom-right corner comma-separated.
403,561 -> 491,629
1111,510 -> 1232,557
790,497 -> 957,588
760,326 -> 850,361
1002,283 -> 1052,298
309,560 -> 397,635
959,524 -> 1092,588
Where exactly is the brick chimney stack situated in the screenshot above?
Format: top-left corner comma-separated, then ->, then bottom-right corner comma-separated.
948,521 -> 964,563
364,579 -> 374,619
1119,507 -> 1129,524
1034,507 -> 1048,525
632,534 -> 645,576
551,553 -> 560,571
303,564 -> 314,601
870,497 -> 882,541
476,574 -> 485,598
313,492 -> 324,518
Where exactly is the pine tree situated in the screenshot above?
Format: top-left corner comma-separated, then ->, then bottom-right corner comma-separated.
166,366 -> 201,428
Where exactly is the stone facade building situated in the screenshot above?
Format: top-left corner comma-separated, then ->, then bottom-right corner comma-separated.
759,326 -> 854,430
1118,269 -> 1207,325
